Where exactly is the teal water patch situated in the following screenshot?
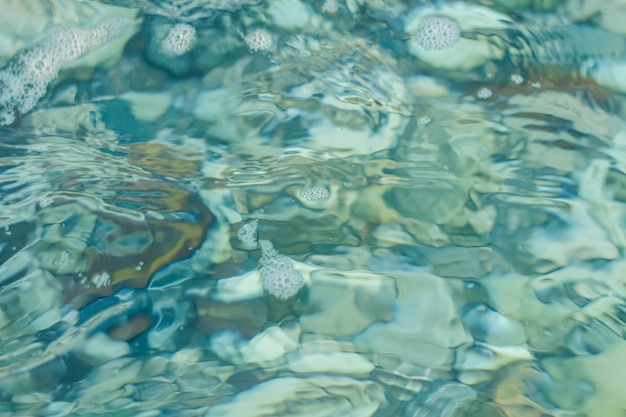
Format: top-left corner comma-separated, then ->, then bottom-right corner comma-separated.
2,0 -> 626,416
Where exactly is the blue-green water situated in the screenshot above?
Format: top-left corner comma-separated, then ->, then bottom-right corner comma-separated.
2,0 -> 626,416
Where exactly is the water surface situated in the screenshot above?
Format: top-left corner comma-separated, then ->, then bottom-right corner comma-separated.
1,0 -> 626,416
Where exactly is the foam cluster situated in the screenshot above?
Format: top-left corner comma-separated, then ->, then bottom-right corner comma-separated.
161,23 -> 196,55
236,219 -> 259,249
297,186 -> 329,202
321,0 -> 339,13
0,17 -> 129,126
415,16 -> 460,51
244,29 -> 273,53
476,87 -> 493,99
259,239 -> 305,299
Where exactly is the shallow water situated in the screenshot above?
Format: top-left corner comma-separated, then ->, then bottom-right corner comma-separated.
2,0 -> 626,416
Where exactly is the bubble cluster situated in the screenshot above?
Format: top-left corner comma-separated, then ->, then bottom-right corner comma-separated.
477,87 -> 493,99
259,239 -> 305,299
161,23 -> 196,55
415,16 -> 460,51
236,219 -> 259,249
38,197 -> 54,208
297,186 -> 329,201
53,250 -> 72,273
91,272 -> 111,289
321,0 -> 339,13
244,29 -> 273,53
0,18 -> 129,126
511,74 -> 524,85
418,116 -> 432,126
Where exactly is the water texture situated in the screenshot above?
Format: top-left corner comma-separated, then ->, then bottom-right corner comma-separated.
1,0 -> 626,416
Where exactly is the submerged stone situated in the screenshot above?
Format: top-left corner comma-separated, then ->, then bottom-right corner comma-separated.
403,382 -> 480,417
204,376 -> 386,417
354,271 -> 471,370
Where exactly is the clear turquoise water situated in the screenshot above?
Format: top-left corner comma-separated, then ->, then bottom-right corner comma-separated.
2,0 -> 626,416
